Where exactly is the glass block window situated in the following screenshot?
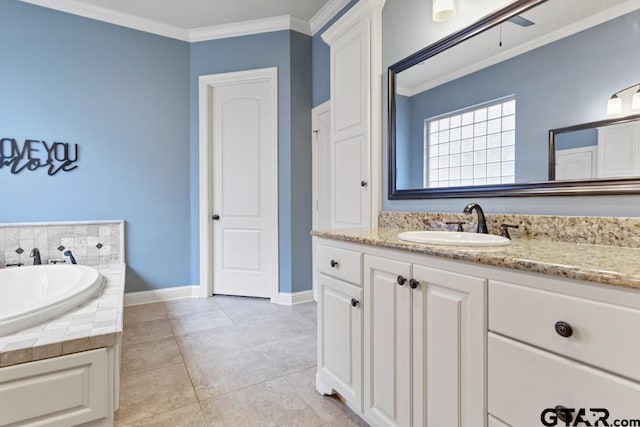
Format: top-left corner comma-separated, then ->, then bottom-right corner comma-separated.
424,96 -> 516,188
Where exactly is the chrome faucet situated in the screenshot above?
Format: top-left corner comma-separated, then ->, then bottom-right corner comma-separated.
30,248 -> 42,265
463,203 -> 489,234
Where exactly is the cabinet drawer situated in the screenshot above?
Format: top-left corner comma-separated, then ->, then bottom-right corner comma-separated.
488,333 -> 640,427
489,280 -> 640,381
317,244 -> 362,285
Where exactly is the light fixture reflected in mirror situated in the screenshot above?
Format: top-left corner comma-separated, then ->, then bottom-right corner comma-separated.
432,0 -> 457,22
607,83 -> 640,115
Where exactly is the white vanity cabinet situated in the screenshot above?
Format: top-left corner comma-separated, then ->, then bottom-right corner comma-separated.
316,243 -> 364,410
363,255 -> 486,427
314,235 -> 640,427
315,237 -> 487,427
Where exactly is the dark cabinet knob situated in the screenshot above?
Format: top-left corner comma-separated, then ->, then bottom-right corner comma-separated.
409,279 -> 419,289
330,259 -> 339,268
351,298 -> 359,307
397,275 -> 406,286
361,181 -> 368,187
555,406 -> 573,424
554,321 -> 573,338
212,214 -> 220,220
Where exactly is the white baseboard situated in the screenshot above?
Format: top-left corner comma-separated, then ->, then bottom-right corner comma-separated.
124,286 -> 199,306
277,290 -> 314,306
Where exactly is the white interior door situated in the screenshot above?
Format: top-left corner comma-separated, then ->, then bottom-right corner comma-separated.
312,101 -> 331,230
209,70 -> 277,298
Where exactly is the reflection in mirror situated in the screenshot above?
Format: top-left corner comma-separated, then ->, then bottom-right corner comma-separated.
389,0 -> 640,196
552,115 -> 640,181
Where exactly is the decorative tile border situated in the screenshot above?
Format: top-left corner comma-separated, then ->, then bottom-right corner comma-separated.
378,211 -> 640,248
0,220 -> 124,267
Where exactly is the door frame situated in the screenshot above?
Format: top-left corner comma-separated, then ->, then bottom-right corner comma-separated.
312,100 -> 331,230
198,67 -> 279,301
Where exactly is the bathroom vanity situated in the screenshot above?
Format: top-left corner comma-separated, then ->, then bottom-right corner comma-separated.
313,223 -> 640,427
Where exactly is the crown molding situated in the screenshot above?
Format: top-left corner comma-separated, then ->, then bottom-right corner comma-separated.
189,15 -> 311,42
309,0 -> 351,35
21,0 -> 190,41
20,0 -> 313,43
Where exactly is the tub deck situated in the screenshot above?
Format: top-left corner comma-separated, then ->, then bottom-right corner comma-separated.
0,264 -> 125,367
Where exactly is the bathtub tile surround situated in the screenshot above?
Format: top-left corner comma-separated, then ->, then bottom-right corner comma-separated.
0,220 -> 124,267
0,264 -> 125,367
379,211 -> 640,248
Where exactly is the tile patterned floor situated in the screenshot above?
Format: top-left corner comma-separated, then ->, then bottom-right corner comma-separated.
115,296 -> 369,426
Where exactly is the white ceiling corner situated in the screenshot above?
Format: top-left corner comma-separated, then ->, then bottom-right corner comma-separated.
309,0 -> 352,35
20,0 -> 329,42
21,0 -> 190,40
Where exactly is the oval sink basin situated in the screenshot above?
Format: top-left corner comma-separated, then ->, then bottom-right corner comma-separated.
397,231 -> 511,247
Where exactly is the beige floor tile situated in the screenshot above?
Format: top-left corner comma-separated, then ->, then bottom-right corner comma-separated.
212,295 -> 270,308
256,332 -> 317,375
123,318 -> 174,346
185,346 -> 283,401
124,303 -> 167,326
323,414 -> 371,427
222,300 -> 295,325
176,325 -> 256,364
200,376 -> 326,427
163,298 -> 221,318
284,368 -> 355,423
116,364 -> 198,424
239,314 -> 316,346
122,337 -> 183,377
115,403 -> 207,427
169,309 -> 234,336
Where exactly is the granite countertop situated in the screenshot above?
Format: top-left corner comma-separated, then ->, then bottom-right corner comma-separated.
312,228 -> 640,290
0,264 -> 125,367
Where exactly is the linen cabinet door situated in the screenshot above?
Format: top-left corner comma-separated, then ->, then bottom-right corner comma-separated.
317,274 -> 363,410
412,264 -> 487,427
363,255 -> 412,427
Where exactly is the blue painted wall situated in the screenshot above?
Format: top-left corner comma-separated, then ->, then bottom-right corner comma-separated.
312,0 -> 360,107
2,1 -> 314,294
189,31 -> 313,293
0,1 -> 191,292
556,129 -> 598,151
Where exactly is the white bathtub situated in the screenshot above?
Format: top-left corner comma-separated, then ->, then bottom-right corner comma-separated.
0,265 -> 104,336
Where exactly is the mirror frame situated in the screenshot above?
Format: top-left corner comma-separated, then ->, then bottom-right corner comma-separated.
387,0 -> 640,199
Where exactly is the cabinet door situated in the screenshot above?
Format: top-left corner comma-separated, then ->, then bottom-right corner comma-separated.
317,274 -> 363,409
412,264 -> 487,427
363,255 -> 412,427
597,122 -> 640,178
329,17 -> 371,230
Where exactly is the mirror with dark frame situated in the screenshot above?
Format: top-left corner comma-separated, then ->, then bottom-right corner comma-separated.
388,0 -> 640,199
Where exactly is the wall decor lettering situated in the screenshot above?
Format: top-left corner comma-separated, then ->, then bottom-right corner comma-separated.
0,138 -> 79,176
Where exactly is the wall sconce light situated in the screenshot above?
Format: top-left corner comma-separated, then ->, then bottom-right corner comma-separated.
432,0 -> 457,22
607,83 -> 640,115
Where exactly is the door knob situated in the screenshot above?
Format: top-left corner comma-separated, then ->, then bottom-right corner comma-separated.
397,275 -> 406,286
361,181 -> 368,187
212,214 -> 220,220
330,260 -> 339,268
351,298 -> 359,307
409,279 -> 419,289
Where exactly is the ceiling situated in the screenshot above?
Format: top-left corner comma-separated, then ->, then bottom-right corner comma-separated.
56,0 -> 331,29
